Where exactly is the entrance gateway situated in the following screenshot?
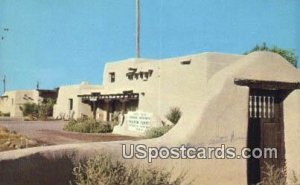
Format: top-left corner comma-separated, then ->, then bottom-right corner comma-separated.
235,79 -> 300,185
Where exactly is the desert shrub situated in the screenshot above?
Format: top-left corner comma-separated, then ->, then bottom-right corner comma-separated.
64,118 -> 112,133
165,107 -> 182,125
19,99 -> 55,120
38,99 -> 55,120
258,163 -> 286,185
20,103 -> 39,119
145,126 -> 173,138
72,154 -> 187,185
0,111 -> 10,117
2,112 -> 10,117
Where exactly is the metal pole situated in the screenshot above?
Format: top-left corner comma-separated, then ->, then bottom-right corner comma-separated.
136,0 -> 140,58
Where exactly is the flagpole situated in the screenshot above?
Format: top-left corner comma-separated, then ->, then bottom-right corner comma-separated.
136,0 -> 140,58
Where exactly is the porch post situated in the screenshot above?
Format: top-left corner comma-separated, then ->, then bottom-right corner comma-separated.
104,99 -> 111,122
120,99 -> 128,114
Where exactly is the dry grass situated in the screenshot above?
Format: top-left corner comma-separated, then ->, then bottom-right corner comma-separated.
72,154 -> 190,185
258,163 -> 300,185
290,171 -> 300,185
258,163 -> 286,185
0,126 -> 40,152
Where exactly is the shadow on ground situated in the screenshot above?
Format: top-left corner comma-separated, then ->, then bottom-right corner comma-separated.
0,152 -> 77,185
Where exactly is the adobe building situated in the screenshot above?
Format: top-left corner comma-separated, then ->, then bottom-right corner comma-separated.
54,52 -> 244,135
1,51 -> 299,185
0,89 -> 58,117
53,82 -> 102,120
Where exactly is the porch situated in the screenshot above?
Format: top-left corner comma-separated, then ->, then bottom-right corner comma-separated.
78,91 -> 139,122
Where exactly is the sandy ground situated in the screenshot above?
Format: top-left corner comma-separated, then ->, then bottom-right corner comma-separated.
0,117 -> 141,145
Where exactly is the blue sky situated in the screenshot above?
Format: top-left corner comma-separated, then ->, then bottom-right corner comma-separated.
0,0 -> 299,91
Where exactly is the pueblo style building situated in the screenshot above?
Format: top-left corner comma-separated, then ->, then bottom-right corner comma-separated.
0,51 -> 300,184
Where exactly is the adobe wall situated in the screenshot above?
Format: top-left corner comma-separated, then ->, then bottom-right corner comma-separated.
106,53 -> 242,130
160,51 -> 300,183
284,90 -> 300,177
53,83 -> 102,119
0,140 -> 249,185
0,90 -> 40,117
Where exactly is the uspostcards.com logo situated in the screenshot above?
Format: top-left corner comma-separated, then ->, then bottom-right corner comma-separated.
121,144 -> 277,163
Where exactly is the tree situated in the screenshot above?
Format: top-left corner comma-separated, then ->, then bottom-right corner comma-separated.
244,43 -> 298,67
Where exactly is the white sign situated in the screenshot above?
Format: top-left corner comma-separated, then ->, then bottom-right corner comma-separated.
127,111 -> 152,132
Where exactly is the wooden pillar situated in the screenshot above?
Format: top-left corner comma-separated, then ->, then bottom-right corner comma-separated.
104,99 -> 111,122
92,101 -> 96,119
120,99 -> 128,113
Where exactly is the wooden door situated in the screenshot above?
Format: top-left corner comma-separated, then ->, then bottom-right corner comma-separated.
247,89 -> 286,184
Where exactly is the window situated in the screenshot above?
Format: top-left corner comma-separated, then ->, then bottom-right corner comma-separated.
181,60 -> 191,65
69,98 -> 73,110
109,72 -> 115,83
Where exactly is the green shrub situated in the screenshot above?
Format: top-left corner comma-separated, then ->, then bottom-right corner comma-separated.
165,107 -> 182,125
64,118 -> 112,133
72,154 -> 187,185
145,126 -> 172,138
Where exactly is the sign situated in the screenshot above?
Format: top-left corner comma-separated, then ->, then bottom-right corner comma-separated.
127,111 -> 152,132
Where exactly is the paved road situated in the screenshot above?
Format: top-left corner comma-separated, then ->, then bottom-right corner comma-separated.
0,117 -> 140,145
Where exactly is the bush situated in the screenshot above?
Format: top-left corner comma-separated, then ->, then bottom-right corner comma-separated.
72,154 -> 187,185
20,103 -> 39,119
165,107 -> 182,125
0,111 -> 10,117
145,126 -> 173,138
2,112 -> 10,117
38,99 -> 55,120
19,98 -> 55,120
64,117 -> 113,133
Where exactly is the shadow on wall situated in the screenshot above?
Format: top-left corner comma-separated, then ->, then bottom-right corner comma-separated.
0,153 -> 77,185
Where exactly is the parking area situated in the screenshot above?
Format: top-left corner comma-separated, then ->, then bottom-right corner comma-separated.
0,117 -> 140,145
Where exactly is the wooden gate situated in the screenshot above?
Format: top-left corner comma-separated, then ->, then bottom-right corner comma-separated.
234,79 -> 300,185
247,89 -> 286,184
